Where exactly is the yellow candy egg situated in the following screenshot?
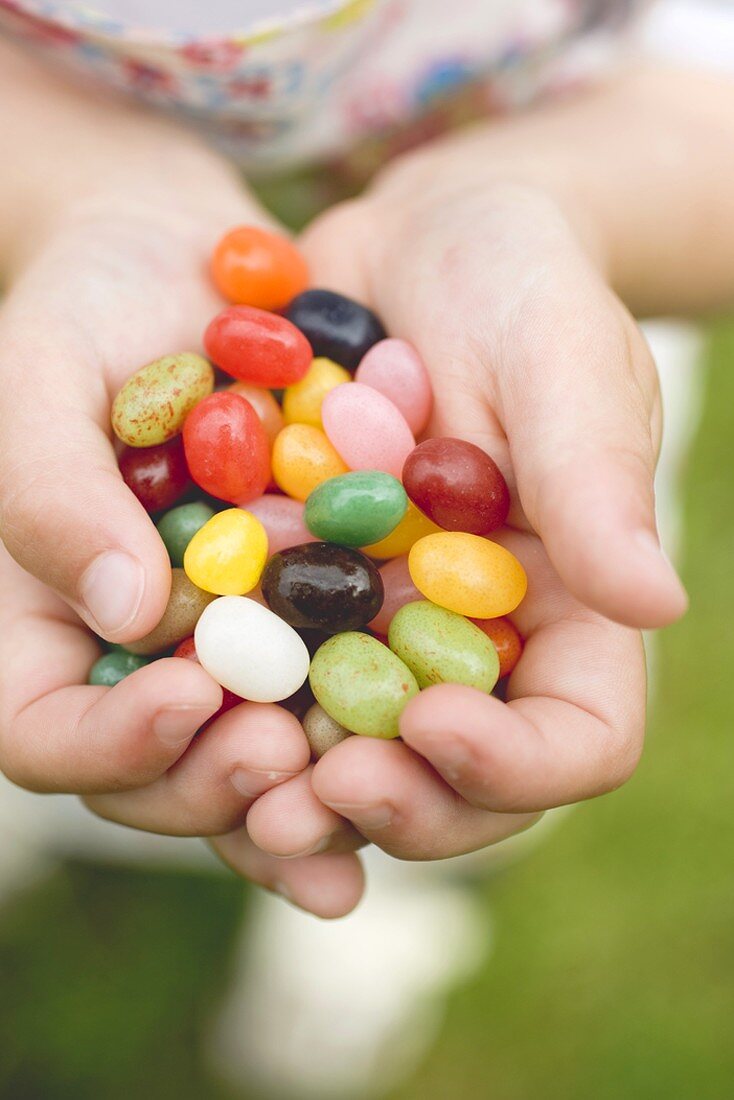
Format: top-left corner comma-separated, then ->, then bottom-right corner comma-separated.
409,532 -> 527,618
184,508 -> 268,595
283,358 -> 351,428
363,501 -> 441,558
272,424 -> 349,502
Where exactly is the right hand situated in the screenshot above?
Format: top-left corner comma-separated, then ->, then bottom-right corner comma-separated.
0,189 -> 364,918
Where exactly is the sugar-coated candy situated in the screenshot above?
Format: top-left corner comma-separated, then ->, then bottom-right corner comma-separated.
402,437 -> 510,535
368,555 -> 422,635
282,357 -> 351,428
309,633 -> 419,739
173,635 -> 245,721
303,703 -> 351,759
112,353 -> 213,447
183,391 -> 270,504
261,543 -> 383,633
127,569 -> 217,655
88,650 -> 150,687
211,225 -> 309,310
322,382 -> 415,478
362,501 -> 440,558
184,508 -> 268,595
355,339 -> 433,435
389,601 -> 499,692
245,494 -> 316,555
471,616 -> 524,679
304,471 -> 407,548
410,532 -> 527,619
204,305 -> 312,387
283,289 -> 385,372
228,381 -> 284,444
119,438 -> 189,513
194,596 -> 310,703
271,423 -> 348,501
156,502 -> 215,567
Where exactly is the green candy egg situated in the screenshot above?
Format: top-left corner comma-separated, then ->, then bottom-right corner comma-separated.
309,632 -> 419,739
388,600 -> 499,692
88,651 -> 150,687
157,502 -> 215,567
305,471 -> 408,548
111,352 -> 214,447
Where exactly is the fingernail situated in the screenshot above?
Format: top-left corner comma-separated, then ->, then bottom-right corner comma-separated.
323,802 -> 393,829
272,880 -> 296,904
635,530 -> 687,589
230,767 -> 301,798
423,739 -> 471,782
80,551 -> 145,636
280,835 -> 333,859
153,704 -> 217,746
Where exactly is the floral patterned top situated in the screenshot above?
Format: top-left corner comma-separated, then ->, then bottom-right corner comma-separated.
0,0 -> 650,169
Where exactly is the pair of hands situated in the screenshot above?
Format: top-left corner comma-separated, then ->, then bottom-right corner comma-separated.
0,110 -> 687,918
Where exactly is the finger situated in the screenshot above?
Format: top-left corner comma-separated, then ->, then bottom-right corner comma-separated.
312,736 -> 540,861
84,703 -> 310,836
246,766 -> 366,858
0,542 -> 222,793
211,828 -> 366,919
400,528 -> 647,813
0,225 -> 216,643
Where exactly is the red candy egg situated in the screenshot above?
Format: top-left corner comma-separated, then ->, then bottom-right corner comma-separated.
204,305 -> 312,387
402,437 -> 510,535
119,437 -> 190,513
471,616 -> 524,679
183,391 -> 271,504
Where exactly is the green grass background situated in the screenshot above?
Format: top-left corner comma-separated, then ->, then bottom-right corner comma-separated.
1,322 -> 732,1100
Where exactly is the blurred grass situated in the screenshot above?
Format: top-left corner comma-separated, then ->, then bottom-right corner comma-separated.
0,322 -> 733,1099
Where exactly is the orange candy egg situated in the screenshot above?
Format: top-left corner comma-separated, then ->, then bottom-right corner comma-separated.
211,225 -> 309,310
471,616 -> 524,678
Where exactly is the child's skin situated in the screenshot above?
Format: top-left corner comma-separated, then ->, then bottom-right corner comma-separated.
0,39 -> 731,915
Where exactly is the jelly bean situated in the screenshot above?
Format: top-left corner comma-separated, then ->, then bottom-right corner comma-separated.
304,470 -> 407,548
303,703 -> 351,759
282,358 -> 351,428
127,569 -> 217,655
280,679 -> 316,721
245,495 -> 316,555
261,542 -> 383,633
322,382 -> 415,478
369,555 -> 422,635
309,633 -> 419,739
88,650 -> 150,687
184,508 -> 268,595
271,423 -> 348,501
211,225 -> 309,310
173,635 -> 245,720
183,391 -> 270,504
283,289 -> 385,372
112,353 -> 214,447
156,502 -> 215,567
228,381 -> 284,444
118,437 -> 190,513
362,500 -> 441,558
471,616 -> 524,679
195,596 -> 310,703
355,339 -> 433,435
402,437 -> 510,535
204,305 -> 312,387
389,601 -> 499,692
409,532 -> 527,618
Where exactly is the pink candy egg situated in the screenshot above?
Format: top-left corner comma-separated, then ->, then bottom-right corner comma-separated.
369,555 -> 422,635
245,494 -> 317,556
355,339 -> 433,436
322,382 -> 415,479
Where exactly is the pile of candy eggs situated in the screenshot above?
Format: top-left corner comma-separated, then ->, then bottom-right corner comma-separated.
90,225 -> 526,756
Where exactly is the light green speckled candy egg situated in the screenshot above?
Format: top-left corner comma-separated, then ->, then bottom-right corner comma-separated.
112,352 -> 214,447
309,632 -> 419,739
388,600 -> 499,692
